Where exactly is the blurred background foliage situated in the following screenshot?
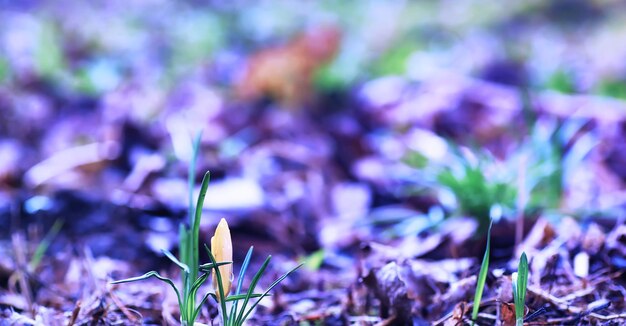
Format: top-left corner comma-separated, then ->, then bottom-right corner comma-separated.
2,0 -> 626,97
2,0 -> 626,237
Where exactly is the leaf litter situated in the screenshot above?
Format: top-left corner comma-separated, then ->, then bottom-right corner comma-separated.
1,2 -> 626,326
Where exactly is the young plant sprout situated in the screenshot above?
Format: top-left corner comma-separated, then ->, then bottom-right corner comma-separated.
111,170 -> 227,326
112,135 -> 302,325
471,220 -> 492,324
512,252 -> 529,326
203,221 -> 303,326
30,219 -> 64,271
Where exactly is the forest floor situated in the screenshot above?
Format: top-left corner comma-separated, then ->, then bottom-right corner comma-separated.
2,1 -> 626,325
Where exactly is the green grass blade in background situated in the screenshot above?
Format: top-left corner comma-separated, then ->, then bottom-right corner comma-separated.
29,219 -> 64,270
188,132 -> 202,227
471,220 -> 492,323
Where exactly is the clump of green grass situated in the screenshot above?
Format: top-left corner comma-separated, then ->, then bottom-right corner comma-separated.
471,220 -> 492,324
112,134 -> 302,325
512,252 -> 529,326
436,147 -> 516,231
404,116 -> 595,232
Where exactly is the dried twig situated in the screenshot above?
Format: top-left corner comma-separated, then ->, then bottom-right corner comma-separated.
10,233 -> 33,311
107,289 -> 139,323
67,300 -> 81,326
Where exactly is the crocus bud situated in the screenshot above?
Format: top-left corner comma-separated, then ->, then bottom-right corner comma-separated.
211,218 -> 232,299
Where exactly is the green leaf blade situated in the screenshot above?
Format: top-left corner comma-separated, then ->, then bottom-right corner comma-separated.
230,246 -> 254,322
162,249 -> 190,273
204,244 -> 228,326
241,262 -> 304,322
110,271 -> 183,313
235,255 -> 271,324
471,220 -> 492,322
515,252 -> 529,326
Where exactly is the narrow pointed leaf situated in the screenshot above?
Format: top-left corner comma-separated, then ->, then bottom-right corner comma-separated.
235,247 -> 254,296
235,255 -> 271,324
191,172 -> 211,282
204,244 -> 228,326
162,249 -> 190,273
188,131 -> 202,227
192,291 -> 212,323
231,246 -> 254,322
472,220 -> 492,323
190,273 -> 210,295
198,261 -> 232,271
179,225 -> 189,266
516,252 -> 529,326
241,263 -> 303,321
225,293 -> 264,302
111,271 -> 182,312
30,219 -> 64,270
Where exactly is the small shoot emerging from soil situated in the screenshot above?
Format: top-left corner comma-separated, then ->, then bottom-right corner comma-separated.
30,219 -> 64,271
111,170 -> 228,325
112,134 -> 302,325
203,220 -> 303,326
302,249 -> 325,271
111,134 -> 221,325
471,220 -> 492,324
512,252 -> 529,326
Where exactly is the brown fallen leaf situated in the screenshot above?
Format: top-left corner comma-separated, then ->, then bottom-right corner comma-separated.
237,26 -> 341,107
500,302 -> 516,326
582,223 -> 606,255
516,217 -> 556,258
443,302 -> 469,326
606,223 -> 626,269
363,261 -> 413,323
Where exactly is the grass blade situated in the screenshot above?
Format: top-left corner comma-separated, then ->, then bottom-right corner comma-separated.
192,291 -> 212,323
236,247 -> 254,296
188,131 -> 202,226
188,272 -> 210,322
191,172 -> 211,281
29,219 -> 64,270
198,261 -> 233,271
190,272 -> 210,296
162,249 -> 190,273
235,255 -> 271,324
471,220 -> 492,323
210,293 -> 265,303
187,131 -> 203,283
204,244 -> 228,326
241,263 -> 304,321
111,271 -> 182,313
230,246 -> 254,322
179,225 -> 189,267
225,293 -> 264,302
515,252 -> 529,326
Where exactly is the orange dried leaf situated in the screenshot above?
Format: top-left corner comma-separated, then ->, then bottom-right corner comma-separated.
237,26 -> 341,106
